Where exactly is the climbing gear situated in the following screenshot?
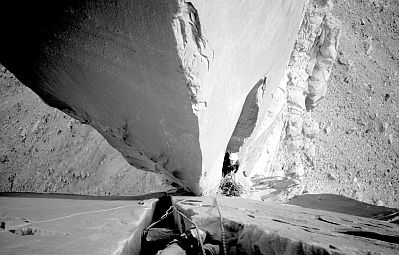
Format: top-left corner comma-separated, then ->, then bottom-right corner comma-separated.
213,197 -> 227,255
143,198 -> 229,255
145,206 -> 174,231
143,203 -> 207,255
173,207 -> 206,255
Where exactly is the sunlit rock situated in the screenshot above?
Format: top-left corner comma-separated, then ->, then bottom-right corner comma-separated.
0,0 -> 307,195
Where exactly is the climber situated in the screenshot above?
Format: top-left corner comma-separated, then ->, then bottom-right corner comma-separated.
222,152 -> 240,176
229,153 -> 239,171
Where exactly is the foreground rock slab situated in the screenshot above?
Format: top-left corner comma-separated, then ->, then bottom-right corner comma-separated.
173,196 -> 399,254
288,194 -> 399,222
0,195 -> 156,255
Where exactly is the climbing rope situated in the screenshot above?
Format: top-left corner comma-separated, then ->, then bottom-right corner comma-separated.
144,205 -> 174,231
0,204 -> 138,233
213,197 -> 227,255
173,207 -> 206,255
144,202 -> 206,255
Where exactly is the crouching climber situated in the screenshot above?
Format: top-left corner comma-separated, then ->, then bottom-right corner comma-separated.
222,152 -> 240,176
220,152 -> 243,196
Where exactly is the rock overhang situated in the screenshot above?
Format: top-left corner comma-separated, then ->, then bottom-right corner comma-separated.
0,0 -> 308,195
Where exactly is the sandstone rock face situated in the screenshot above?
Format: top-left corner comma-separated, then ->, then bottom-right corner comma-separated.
0,69 -> 168,195
277,0 -> 340,184
0,195 -> 157,255
230,0 -> 341,200
0,0 -> 307,194
173,196 -> 399,255
2,194 -> 398,254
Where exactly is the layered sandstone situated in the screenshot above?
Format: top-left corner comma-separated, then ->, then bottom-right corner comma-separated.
231,0 -> 341,200
0,0 -> 307,195
173,196 -> 399,255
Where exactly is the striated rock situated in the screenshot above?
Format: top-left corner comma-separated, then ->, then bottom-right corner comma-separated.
173,196 -> 399,255
271,0 -> 341,195
2,194 -> 399,254
0,0 -> 307,194
288,193 -> 399,220
305,11 -> 340,110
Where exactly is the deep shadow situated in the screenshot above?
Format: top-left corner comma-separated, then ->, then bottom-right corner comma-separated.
339,230 -> 399,244
226,77 -> 266,153
149,195 -> 175,229
140,196 -> 177,255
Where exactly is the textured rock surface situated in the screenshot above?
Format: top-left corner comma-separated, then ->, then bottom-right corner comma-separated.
288,193 -> 399,222
278,0 -> 341,184
0,0 -> 307,194
173,196 -> 399,254
229,0 -> 341,200
299,0 -> 399,208
0,195 -> 157,255
0,68 -> 169,195
2,194 -> 399,254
